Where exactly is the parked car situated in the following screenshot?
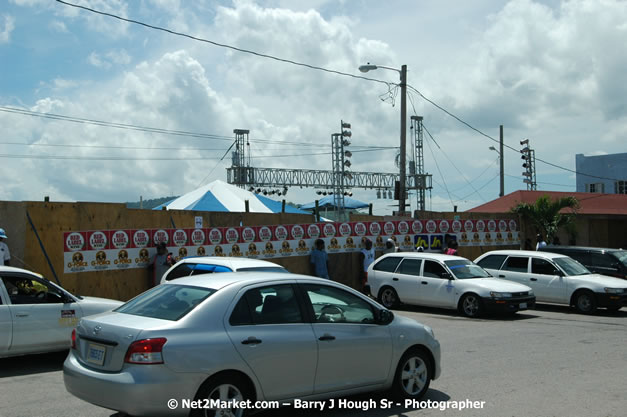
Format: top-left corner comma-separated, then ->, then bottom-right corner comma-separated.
475,250 -> 627,313
64,272 -> 441,417
367,252 -> 535,317
0,266 -> 123,358
538,246 -> 627,279
160,256 -> 288,284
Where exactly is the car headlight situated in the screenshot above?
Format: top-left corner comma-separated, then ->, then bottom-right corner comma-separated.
490,291 -> 512,298
604,287 -> 625,294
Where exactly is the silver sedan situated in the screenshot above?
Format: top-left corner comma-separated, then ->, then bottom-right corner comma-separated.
64,273 -> 441,417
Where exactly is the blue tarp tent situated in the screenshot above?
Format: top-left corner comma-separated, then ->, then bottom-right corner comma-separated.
299,195 -> 369,210
153,180 -> 309,214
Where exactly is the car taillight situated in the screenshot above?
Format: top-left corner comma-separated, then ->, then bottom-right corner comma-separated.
71,329 -> 77,350
124,338 -> 167,364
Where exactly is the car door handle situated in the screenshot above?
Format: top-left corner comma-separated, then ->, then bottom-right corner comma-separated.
498,275 -> 505,278
530,278 -> 538,281
318,334 -> 336,341
421,281 -> 428,285
241,337 -> 262,345
15,313 -> 29,317
392,277 -> 399,281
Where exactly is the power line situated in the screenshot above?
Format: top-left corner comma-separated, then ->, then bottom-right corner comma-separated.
55,0 -> 392,87
406,84 -> 625,183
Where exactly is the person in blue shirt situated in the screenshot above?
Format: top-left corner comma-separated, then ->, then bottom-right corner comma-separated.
310,239 -> 330,279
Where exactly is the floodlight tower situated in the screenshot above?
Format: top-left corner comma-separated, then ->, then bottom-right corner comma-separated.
520,139 -> 537,190
231,129 -> 250,188
331,121 -> 352,221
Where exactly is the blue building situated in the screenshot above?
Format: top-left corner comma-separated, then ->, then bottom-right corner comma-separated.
576,153 -> 627,194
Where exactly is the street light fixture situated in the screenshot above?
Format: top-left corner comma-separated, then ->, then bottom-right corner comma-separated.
359,62 -> 408,214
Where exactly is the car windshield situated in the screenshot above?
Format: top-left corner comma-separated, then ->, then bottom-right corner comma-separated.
236,266 -> 288,273
115,284 -> 215,321
553,257 -> 591,276
612,250 -> 627,266
444,260 -> 492,279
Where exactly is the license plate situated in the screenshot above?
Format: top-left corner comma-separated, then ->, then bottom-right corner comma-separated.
519,303 -> 528,309
86,343 -> 106,366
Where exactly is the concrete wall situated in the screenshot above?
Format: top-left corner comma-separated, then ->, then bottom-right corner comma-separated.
576,153 -> 627,193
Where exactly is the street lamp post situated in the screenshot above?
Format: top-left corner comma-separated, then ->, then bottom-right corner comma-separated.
359,63 -> 408,214
489,144 -> 504,198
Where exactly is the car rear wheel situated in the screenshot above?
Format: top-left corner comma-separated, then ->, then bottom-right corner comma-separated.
379,287 -> 399,309
192,374 -> 251,417
460,293 -> 482,318
574,290 -> 597,314
392,348 -> 432,400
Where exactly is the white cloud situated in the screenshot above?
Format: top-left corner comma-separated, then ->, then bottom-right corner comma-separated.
88,49 -> 131,69
0,15 -> 15,43
49,20 -> 68,33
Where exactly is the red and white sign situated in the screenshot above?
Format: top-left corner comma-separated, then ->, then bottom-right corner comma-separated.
225,227 -> 239,244
412,220 -> 423,234
259,226 -> 273,242
88,231 -> 107,250
354,222 -> 367,236
369,222 -> 381,236
498,220 -> 508,232
191,229 -> 205,246
383,221 -> 396,236
307,224 -> 321,239
275,225 -> 288,241
451,220 -> 462,233
65,232 -> 85,252
111,230 -> 129,249
339,223 -> 352,237
464,220 -> 474,232
208,228 -> 222,244
425,220 -> 437,234
242,227 -> 256,243
476,220 -> 486,232
323,223 -> 337,237
439,220 -> 450,234
291,224 -> 305,240
172,229 -> 188,247
487,220 -> 497,232
133,230 -> 149,248
398,221 -> 410,235
153,229 -> 169,245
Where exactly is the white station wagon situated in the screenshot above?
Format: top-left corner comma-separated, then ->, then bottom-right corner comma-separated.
475,250 -> 627,313
367,253 -> 535,317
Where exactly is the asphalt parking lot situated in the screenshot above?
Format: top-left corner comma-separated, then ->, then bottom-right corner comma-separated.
1,304 -> 625,417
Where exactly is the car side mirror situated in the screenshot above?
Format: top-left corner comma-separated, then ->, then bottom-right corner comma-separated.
376,309 -> 394,325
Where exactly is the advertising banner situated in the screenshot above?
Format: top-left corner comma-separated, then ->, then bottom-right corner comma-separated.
63,219 -> 520,273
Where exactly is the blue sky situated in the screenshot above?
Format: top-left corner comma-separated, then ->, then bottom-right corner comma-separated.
1,0 -> 626,213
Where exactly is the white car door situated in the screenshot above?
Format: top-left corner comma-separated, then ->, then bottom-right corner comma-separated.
393,258 -> 424,304
1,274 -> 81,355
416,260 -> 456,308
530,257 -> 568,303
0,281 -> 12,355
494,255 -> 538,289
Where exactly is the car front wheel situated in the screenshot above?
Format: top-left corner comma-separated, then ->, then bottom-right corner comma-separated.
460,293 -> 482,318
379,287 -> 399,309
574,290 -> 597,314
392,348 -> 432,400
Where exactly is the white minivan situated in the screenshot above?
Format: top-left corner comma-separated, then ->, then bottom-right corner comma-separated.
475,250 -> 627,313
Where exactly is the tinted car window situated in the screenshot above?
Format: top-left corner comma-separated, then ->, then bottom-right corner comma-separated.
553,257 -> 590,276
502,256 -> 529,272
423,260 -> 449,279
303,284 -> 375,324
0,275 -> 63,304
165,263 -> 195,280
229,296 -> 252,326
373,256 -> 402,273
397,259 -> 423,276
589,253 -> 617,269
116,285 -> 214,321
476,254 -> 507,270
444,260 -> 491,279
246,284 -> 302,325
532,258 -> 559,275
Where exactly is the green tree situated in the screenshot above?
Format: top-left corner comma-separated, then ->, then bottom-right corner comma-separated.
511,195 -> 579,243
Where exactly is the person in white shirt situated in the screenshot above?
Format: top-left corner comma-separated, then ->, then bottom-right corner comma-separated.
535,234 -> 547,250
0,228 -> 10,266
360,239 -> 375,293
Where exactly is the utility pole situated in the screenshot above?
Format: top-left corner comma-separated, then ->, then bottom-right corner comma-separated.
499,125 -> 504,197
399,64 -> 407,214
